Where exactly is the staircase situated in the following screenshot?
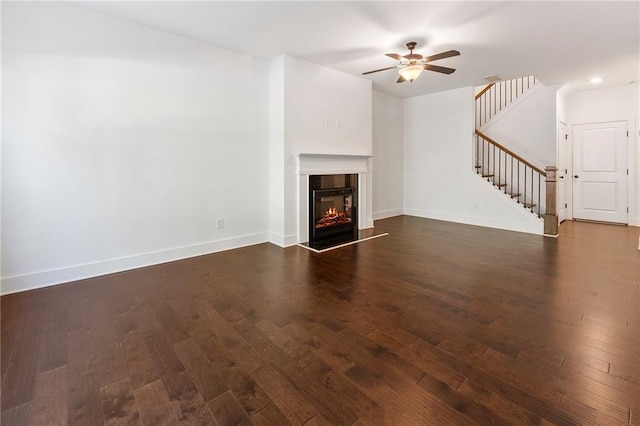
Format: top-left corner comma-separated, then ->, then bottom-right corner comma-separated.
473,76 -> 547,218
475,76 -> 539,129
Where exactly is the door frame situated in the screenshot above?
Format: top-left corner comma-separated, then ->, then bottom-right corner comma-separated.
557,120 -> 571,222
564,116 -> 636,226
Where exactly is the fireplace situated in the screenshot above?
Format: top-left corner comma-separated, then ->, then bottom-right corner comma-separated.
295,153 -> 372,248
309,174 -> 358,249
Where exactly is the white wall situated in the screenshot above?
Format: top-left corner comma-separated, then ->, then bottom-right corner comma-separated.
269,55 -> 372,246
404,87 -> 543,234
372,91 -> 403,219
567,84 -> 640,226
557,89 -> 568,125
483,84 -> 561,168
269,56 -> 286,245
2,3 -> 270,294
282,56 -> 372,156
568,84 -> 638,122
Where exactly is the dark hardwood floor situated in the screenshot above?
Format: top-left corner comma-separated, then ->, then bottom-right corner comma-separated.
1,216 -> 639,425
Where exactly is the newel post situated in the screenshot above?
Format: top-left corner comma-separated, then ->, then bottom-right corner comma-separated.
544,166 -> 559,236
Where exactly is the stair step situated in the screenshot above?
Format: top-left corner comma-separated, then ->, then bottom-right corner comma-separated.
523,203 -> 537,209
482,174 -> 494,178
474,165 -> 482,169
509,193 -> 521,198
495,183 -> 507,188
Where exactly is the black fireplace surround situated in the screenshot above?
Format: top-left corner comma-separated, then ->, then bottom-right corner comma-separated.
309,174 -> 358,249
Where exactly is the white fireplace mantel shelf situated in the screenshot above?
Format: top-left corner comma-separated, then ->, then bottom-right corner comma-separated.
296,153 -> 373,175
297,153 -> 373,158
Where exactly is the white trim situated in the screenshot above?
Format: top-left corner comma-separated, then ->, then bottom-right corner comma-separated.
373,208 -> 404,220
628,115 -> 638,226
268,231 -> 298,248
297,153 -> 372,175
558,119 -> 572,222
1,232 -> 268,295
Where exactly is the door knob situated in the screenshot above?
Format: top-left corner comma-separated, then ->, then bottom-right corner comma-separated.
560,176 -> 564,179
574,175 -> 579,178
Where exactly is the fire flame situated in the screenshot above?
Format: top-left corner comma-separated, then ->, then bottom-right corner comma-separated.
316,206 -> 350,228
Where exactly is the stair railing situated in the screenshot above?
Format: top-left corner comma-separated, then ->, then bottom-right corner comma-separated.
475,76 -> 538,128
475,130 -> 546,218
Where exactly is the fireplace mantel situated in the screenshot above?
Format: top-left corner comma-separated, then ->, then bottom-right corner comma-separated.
296,153 -> 373,244
297,153 -> 372,175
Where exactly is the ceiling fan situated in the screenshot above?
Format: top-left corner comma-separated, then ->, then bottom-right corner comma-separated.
363,42 -> 460,83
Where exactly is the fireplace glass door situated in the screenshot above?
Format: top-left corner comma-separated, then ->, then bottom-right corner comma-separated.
309,174 -> 358,248
314,188 -> 353,233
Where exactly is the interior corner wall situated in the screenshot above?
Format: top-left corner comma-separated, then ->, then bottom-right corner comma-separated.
556,88 -> 568,163
403,86 -> 543,235
1,3 -> 271,294
482,84 -> 561,168
557,89 -> 568,125
268,56 -> 286,246
566,84 -> 640,226
372,91 -> 403,219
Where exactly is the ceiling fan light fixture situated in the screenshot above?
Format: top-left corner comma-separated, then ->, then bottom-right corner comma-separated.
363,42 -> 459,82
399,64 -> 423,82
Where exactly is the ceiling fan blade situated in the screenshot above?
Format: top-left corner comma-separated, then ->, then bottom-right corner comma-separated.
423,64 -> 456,74
423,49 -> 461,63
362,66 -> 398,75
396,75 -> 407,83
403,53 -> 422,60
385,53 -> 403,61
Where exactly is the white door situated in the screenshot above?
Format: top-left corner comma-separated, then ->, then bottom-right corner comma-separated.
572,121 -> 628,223
558,121 -> 569,222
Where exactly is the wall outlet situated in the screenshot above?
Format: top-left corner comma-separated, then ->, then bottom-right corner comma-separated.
217,218 -> 224,229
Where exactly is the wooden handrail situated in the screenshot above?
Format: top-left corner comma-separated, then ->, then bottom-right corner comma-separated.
475,83 -> 495,100
475,130 -> 546,176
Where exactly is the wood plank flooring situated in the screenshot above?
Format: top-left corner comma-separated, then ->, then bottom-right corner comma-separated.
1,216 -> 638,425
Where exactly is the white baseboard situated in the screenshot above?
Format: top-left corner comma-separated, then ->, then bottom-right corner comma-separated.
360,218 -> 375,229
268,232 -> 285,247
283,234 -> 299,248
1,232 -> 268,295
269,232 -> 298,248
372,208 -> 404,220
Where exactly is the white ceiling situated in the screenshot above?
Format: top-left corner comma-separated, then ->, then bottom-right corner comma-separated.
78,1 -> 639,98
